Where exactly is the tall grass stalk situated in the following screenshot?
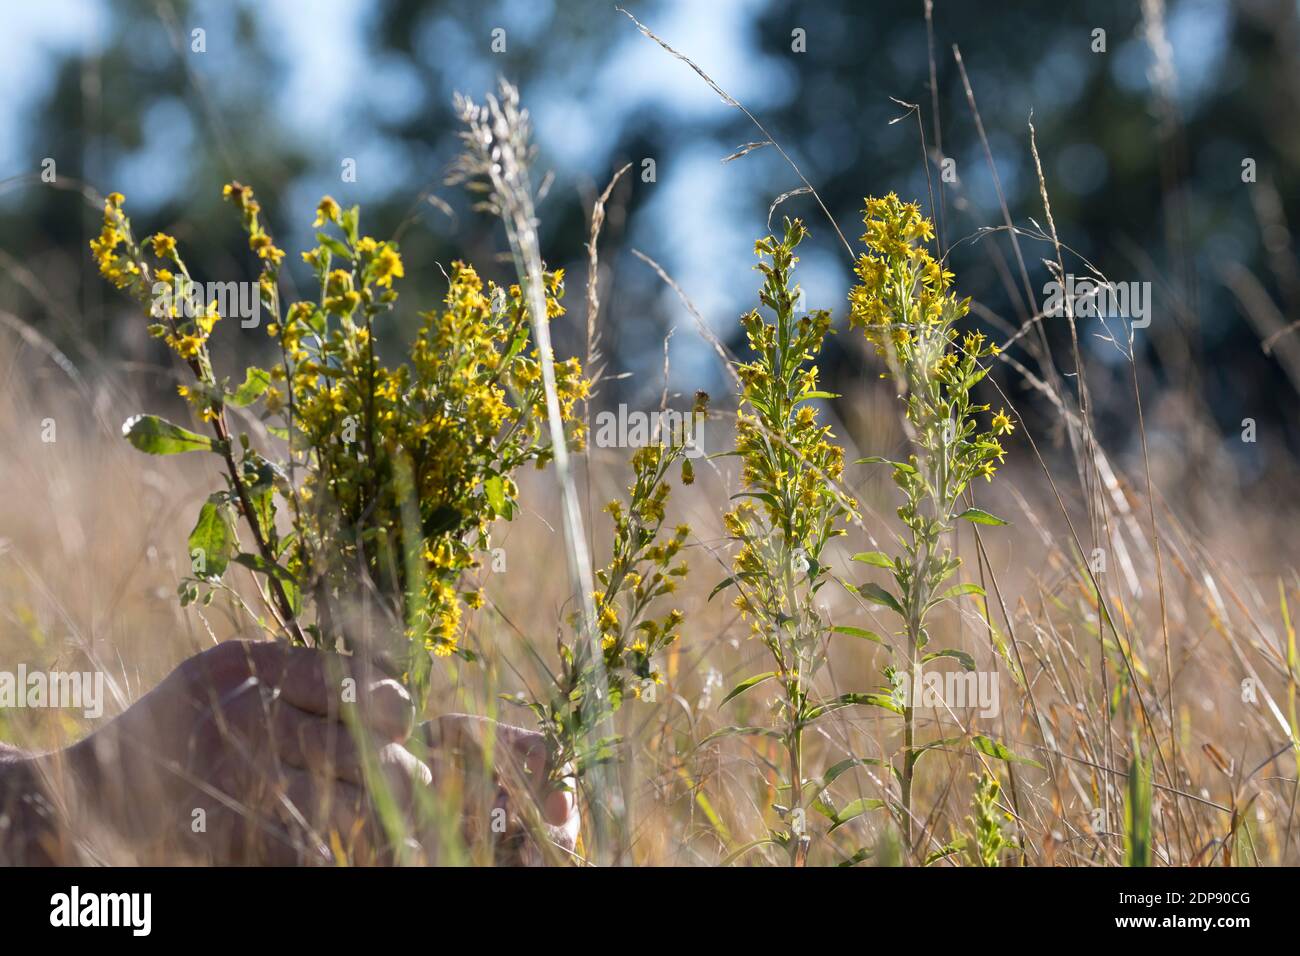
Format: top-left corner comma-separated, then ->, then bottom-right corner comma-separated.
452,81 -> 623,861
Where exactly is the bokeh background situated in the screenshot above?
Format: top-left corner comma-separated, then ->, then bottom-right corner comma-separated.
5,0 -> 1300,463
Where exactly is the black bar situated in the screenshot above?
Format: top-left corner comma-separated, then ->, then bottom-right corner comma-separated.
0,865 -> 1279,941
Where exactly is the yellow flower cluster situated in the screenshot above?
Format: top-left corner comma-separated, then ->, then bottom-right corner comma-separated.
222,182 -> 285,266
90,193 -> 144,293
285,210 -> 586,658
847,192 -> 968,365
592,442 -> 690,669
91,193 -> 226,402
93,185 -> 589,684
533,391 -> 697,773
725,218 -> 856,642
847,195 -> 1010,485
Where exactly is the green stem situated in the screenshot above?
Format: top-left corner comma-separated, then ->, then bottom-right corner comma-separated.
901,638 -> 918,857
789,717 -> 806,867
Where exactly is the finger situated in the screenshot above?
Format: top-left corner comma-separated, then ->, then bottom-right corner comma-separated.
342,742 -> 435,841
428,715 -> 544,777
180,641 -> 332,714
186,638 -> 328,684
486,723 -> 575,829
275,660 -> 413,743
220,757 -> 386,865
492,722 -> 549,778
201,681 -> 347,779
279,767 -> 377,862
354,678 -> 415,742
542,773 -> 578,830
230,804 -> 332,866
373,741 -> 433,810
234,692 -> 430,804
207,642 -> 415,742
245,642 -> 350,718
183,766 -> 330,866
424,713 -> 487,754
424,717 -> 569,821
264,699 -> 368,786
429,717 -> 578,837
272,744 -> 431,862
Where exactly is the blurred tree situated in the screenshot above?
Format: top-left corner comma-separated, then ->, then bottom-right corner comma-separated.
3,0 -> 1298,470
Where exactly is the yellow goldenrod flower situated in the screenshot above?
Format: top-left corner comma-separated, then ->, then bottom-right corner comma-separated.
314,196 -> 341,227
150,233 -> 177,260
373,245 -> 404,288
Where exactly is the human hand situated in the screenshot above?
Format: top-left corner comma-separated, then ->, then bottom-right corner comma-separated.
66,640 -> 430,864
419,714 -> 579,864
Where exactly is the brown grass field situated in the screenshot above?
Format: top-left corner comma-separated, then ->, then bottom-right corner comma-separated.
3,311 -> 1298,865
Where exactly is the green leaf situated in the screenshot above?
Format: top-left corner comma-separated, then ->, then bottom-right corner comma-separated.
245,482 -> 276,541
232,552 -> 297,586
698,725 -> 784,747
858,582 -> 904,614
122,414 -> 214,455
793,390 -> 840,404
955,507 -> 1009,526
1124,742 -> 1153,867
937,582 -> 986,603
280,575 -> 303,615
827,797 -> 886,831
730,490 -> 781,513
303,307 -> 327,336
575,735 -> 622,775
830,625 -> 888,647
913,737 -> 966,767
778,757 -> 885,801
483,475 -> 507,516
837,847 -> 874,867
709,574 -> 756,601
501,322 -> 530,365
816,757 -> 883,791
187,496 -> 234,580
316,232 -> 352,260
229,367 -> 272,407
708,576 -> 736,601
341,205 -> 361,243
925,835 -> 968,866
720,838 -> 777,867
804,692 -> 902,722
720,672 -> 777,707
922,648 -> 976,671
971,734 -> 1044,768
851,551 -> 895,570
959,366 -> 989,391
855,455 -> 916,474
